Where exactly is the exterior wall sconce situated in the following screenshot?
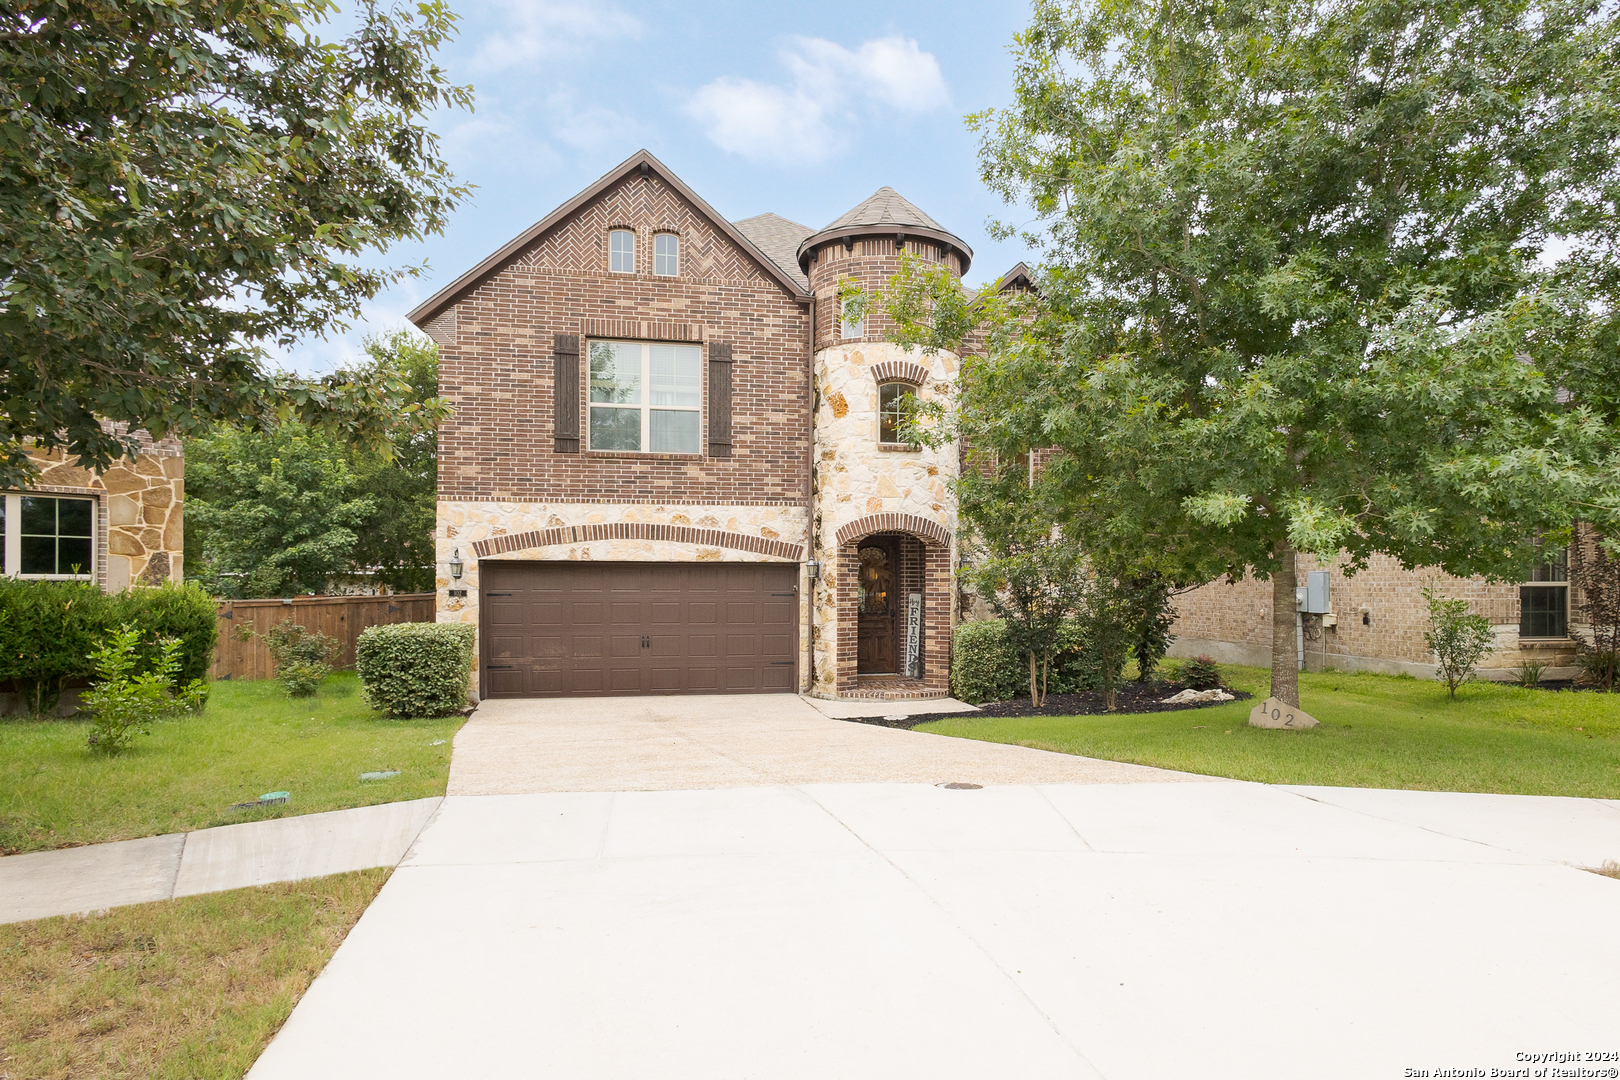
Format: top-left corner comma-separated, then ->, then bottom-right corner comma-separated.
806,560 -> 821,580
449,548 -> 464,581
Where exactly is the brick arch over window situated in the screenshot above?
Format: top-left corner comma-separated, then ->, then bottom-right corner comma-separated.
835,513 -> 951,548
471,524 -> 804,561
868,360 -> 929,387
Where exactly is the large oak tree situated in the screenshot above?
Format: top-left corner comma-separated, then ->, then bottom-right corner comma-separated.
964,0 -> 1620,705
0,0 -> 470,489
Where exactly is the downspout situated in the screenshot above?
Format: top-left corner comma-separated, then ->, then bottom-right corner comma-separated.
804,290 -> 817,694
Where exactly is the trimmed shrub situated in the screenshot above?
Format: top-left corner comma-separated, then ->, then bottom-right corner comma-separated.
950,618 -> 1124,704
0,579 -> 217,715
356,622 -> 475,718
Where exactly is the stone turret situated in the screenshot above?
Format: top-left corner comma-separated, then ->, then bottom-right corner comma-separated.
801,189 -> 971,699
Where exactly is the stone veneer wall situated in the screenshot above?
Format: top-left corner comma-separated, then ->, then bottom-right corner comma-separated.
1168,551 -> 1580,680
10,434 -> 183,591
437,500 -> 811,694
808,341 -> 959,697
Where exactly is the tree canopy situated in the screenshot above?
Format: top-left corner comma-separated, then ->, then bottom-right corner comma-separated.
0,0 -> 470,490
950,0 -> 1620,703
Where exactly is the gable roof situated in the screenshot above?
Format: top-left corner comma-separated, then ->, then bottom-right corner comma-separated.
991,262 -> 1036,294
732,213 -> 813,290
407,149 -> 811,327
795,187 -> 973,274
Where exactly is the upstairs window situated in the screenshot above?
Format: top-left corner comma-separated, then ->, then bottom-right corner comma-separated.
878,382 -> 916,445
3,494 -> 94,578
1521,546 -> 1568,638
610,229 -> 635,273
588,340 -> 702,454
840,298 -> 864,339
654,233 -> 679,276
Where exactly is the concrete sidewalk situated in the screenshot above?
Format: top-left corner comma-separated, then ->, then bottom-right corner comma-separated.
0,798 -> 441,924
246,781 -> 1620,1080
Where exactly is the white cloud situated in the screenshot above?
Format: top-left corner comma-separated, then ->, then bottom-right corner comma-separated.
439,110 -> 560,173
686,35 -> 949,166
546,90 -> 641,153
472,0 -> 640,72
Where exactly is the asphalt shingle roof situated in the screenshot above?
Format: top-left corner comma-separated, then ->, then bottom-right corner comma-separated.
818,187 -> 949,234
733,212 -> 814,290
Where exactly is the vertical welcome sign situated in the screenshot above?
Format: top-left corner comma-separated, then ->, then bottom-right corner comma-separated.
905,592 -> 922,677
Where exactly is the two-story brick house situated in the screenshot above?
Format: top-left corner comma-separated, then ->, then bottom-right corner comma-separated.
410,149 -> 1020,701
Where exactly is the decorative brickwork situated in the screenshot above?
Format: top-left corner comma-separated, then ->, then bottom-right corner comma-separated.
868,359 -> 930,387
834,512 -> 950,549
473,522 -> 803,561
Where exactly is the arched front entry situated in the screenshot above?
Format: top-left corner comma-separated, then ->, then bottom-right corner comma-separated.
832,513 -> 953,698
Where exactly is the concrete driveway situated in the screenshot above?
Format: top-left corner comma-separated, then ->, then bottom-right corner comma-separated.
246,696 -> 1620,1080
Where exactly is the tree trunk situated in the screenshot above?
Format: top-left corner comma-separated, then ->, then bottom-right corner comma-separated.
1029,651 -> 1041,706
1271,538 -> 1299,707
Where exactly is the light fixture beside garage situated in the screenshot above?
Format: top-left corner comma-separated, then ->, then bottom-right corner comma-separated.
449,548 -> 464,580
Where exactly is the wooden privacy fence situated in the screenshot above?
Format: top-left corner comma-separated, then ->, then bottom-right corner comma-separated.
212,593 -> 437,681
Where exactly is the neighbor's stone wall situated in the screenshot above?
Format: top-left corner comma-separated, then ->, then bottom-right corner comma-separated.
1169,552 -> 1577,680
9,431 -> 183,591
807,341 -> 959,697
437,500 -> 811,693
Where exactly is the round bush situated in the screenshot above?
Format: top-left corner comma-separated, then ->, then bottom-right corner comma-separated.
355,622 -> 476,718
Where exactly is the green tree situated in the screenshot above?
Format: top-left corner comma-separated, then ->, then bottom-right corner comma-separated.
185,423 -> 376,597
961,0 -> 1620,706
1422,585 -> 1496,698
349,330 -> 440,593
0,0 -> 469,490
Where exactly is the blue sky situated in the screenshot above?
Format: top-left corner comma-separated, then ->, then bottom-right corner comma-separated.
275,0 -> 1040,375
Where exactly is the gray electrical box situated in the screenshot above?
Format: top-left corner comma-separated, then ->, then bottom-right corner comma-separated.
1304,570 -> 1331,614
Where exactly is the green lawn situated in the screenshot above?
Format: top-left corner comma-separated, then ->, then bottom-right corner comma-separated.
919,665 -> 1620,797
1,869 -> 388,1080
0,673 -> 465,854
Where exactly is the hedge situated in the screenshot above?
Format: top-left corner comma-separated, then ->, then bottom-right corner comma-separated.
950,618 -> 1125,704
355,622 -> 476,718
0,579 -> 218,713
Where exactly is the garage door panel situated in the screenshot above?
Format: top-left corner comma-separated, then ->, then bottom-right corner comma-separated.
481,561 -> 797,698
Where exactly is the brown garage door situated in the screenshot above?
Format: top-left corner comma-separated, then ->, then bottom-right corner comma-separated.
480,562 -> 799,697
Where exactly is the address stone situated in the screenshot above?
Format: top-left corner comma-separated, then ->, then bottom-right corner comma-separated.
1248,697 -> 1320,729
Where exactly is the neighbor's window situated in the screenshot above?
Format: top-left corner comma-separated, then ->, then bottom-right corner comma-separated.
588,340 -> 701,453
654,233 -> 679,276
2,494 -> 94,578
840,298 -> 864,339
1520,546 -> 1569,638
610,229 -> 635,273
878,382 -> 916,444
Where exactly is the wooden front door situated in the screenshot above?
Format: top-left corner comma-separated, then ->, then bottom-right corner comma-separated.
856,539 -> 898,674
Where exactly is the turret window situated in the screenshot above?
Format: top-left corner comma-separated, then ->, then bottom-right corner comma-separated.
878,382 -> 915,445
840,298 -> 864,340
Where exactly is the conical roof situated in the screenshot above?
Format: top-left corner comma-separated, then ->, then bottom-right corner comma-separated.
796,187 -> 972,273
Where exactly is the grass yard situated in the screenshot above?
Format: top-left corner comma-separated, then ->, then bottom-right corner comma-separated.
919,665 -> 1620,797
0,673 -> 465,854
0,869 -> 387,1079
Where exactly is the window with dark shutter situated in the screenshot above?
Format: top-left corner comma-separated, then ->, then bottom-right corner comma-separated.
553,334 -> 580,453
708,342 -> 732,458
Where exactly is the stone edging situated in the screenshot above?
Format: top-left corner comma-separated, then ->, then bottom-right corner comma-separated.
472,523 -> 805,561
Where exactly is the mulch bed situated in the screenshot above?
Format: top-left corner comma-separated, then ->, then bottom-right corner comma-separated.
845,681 -> 1254,729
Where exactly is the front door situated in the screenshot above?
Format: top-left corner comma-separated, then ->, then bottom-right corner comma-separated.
856,538 -> 898,674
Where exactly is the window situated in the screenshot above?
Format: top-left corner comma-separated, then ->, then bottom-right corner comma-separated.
588,340 -> 702,453
840,298 -> 864,339
654,233 -> 679,276
1521,546 -> 1568,638
879,382 -> 915,444
610,229 -> 635,273
2,494 -> 94,578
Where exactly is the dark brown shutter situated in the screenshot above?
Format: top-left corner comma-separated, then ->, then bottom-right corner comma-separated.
708,342 -> 733,458
553,334 -> 580,453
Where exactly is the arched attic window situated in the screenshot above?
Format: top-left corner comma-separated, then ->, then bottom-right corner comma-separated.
609,229 -> 635,273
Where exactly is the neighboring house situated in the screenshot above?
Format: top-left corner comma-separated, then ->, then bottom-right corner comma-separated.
3,425 -> 184,592
410,149 -> 1024,701
1169,542 -> 1589,680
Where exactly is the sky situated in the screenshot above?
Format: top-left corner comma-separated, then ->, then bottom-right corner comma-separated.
273,0 -> 1041,376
